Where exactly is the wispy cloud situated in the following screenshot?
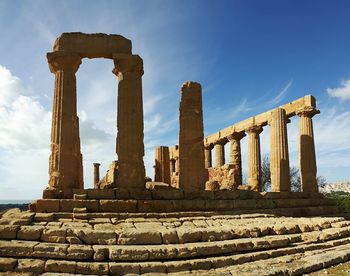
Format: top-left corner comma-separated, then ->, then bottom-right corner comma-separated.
327,78 -> 350,101
229,98 -> 253,119
268,79 -> 293,106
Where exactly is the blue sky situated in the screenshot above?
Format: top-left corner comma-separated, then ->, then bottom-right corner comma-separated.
0,0 -> 349,199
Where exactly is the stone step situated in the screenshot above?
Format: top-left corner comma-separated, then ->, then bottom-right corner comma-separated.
1,236 -> 350,275
1,226 -> 349,263
1,216 -> 348,246
31,197 -> 337,214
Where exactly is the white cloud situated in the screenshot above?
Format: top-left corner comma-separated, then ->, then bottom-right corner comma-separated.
327,79 -> 350,101
268,79 -> 293,106
229,98 -> 252,119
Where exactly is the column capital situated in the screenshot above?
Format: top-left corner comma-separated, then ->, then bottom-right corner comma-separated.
93,163 -> 101,167
47,52 -> 81,73
214,138 -> 228,146
246,125 -> 263,135
295,106 -> 320,118
204,143 -> 214,150
227,131 -> 246,141
112,54 -> 144,76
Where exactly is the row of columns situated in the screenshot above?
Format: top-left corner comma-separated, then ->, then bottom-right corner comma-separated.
47,52 -> 145,193
202,107 -> 318,192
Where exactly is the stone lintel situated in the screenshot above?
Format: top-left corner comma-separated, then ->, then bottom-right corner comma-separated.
296,106 -> 320,118
205,95 -> 317,145
53,32 -> 132,58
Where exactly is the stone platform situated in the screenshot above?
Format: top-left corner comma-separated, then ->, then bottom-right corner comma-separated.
0,192 -> 350,275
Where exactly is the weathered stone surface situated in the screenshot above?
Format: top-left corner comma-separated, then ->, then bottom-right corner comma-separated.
154,146 -> 171,184
177,228 -> 202,243
59,199 -> 99,212
0,240 -> 37,257
67,244 -> 93,259
41,228 -> 67,243
99,199 -> 137,212
109,245 -> 149,261
74,229 -> 116,245
0,225 -> 19,239
270,108 -> 290,192
16,258 -> 45,274
45,259 -> 76,273
0,257 -> 17,271
178,81 -> 207,193
205,180 -> 220,191
76,261 -> 109,275
33,242 -> 68,258
17,226 -> 43,241
109,262 -> 140,275
53,32 -> 132,58
36,199 -> 60,212
87,189 -> 115,199
118,229 -> 162,245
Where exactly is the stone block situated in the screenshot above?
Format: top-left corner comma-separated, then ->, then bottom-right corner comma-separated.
41,228 -> 67,243
60,199 -> 99,212
0,218 -> 30,226
36,199 -> 60,212
109,262 -> 140,275
234,199 -> 258,209
140,262 -> 167,274
34,213 -> 54,222
87,189 -> 115,199
92,245 -> 109,261
205,200 -> 235,211
0,240 -> 37,257
201,227 -> 234,242
118,229 -> 162,245
76,262 -> 109,275
17,258 -> 45,274
45,259 -> 76,273
150,188 -> 184,200
67,244 -> 93,260
116,188 -> 152,200
214,190 -> 241,200
0,225 -> 19,239
17,226 -> 43,241
74,229 -> 116,245
74,194 -> 87,200
172,199 -> 204,212
183,191 -> 214,200
109,245 -> 149,261
189,259 -> 212,270
138,200 -> 174,213
33,242 -> 68,258
42,188 -> 60,199
0,257 -> 17,271
146,245 -> 177,260
177,228 -> 202,243
161,229 -> 179,244
99,200 -> 137,212
166,260 -> 191,273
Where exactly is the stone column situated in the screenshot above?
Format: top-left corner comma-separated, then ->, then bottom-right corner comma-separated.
270,108 -> 290,192
154,146 -> 171,184
214,140 -> 226,167
204,144 -> 213,168
246,126 -> 263,191
113,54 -> 145,190
296,107 -> 319,192
227,132 -> 246,187
170,159 -> 176,175
47,52 -> 82,191
175,157 -> 180,173
179,81 -> 207,192
93,163 -> 101,186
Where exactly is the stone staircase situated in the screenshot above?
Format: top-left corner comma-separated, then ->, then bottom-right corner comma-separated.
0,191 -> 349,275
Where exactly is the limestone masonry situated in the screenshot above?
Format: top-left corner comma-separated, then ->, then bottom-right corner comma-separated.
0,32 -> 349,275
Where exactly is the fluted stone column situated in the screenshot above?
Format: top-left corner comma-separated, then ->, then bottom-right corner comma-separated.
270,108 -> 290,192
93,163 -> 101,186
296,107 -> 319,192
214,140 -> 226,167
113,54 -> 145,190
47,52 -> 83,191
204,144 -> 214,168
246,126 -> 263,191
179,81 -> 207,192
227,132 -> 245,186
154,146 -> 171,184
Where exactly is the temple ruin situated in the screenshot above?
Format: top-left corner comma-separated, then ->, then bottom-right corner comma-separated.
0,33 -> 349,275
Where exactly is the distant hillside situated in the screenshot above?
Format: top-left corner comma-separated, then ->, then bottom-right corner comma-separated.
320,181 -> 350,193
